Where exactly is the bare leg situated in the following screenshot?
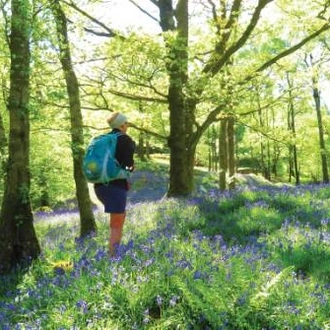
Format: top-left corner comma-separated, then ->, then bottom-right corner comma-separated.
109,212 -> 126,256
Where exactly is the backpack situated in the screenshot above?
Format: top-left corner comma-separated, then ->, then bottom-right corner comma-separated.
83,132 -> 130,183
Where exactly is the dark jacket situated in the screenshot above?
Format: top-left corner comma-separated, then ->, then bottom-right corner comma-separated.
111,128 -> 135,189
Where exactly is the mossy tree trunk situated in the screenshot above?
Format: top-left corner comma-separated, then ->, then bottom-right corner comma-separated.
0,0 -> 40,272
51,0 -> 96,236
158,0 -> 193,196
309,55 -> 329,183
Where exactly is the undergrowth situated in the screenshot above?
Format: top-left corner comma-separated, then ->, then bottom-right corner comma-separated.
1,171 -> 330,329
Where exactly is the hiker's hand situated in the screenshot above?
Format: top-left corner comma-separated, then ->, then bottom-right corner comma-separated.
126,165 -> 135,172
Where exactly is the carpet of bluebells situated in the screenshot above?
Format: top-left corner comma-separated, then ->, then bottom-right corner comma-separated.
1,169 -> 330,329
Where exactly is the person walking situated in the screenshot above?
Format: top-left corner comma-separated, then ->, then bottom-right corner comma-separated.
94,112 -> 135,256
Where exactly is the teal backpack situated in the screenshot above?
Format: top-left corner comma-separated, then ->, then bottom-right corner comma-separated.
83,132 -> 130,183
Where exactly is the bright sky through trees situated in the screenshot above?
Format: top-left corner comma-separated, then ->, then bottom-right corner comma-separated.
95,0 -> 160,34
86,0 -> 330,109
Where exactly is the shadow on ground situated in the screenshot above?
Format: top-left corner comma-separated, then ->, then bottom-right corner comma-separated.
128,170 -> 168,203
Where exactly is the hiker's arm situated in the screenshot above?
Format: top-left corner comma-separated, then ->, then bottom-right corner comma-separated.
116,135 -> 135,170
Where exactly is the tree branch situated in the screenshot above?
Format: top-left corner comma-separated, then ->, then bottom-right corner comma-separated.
149,0 -> 159,6
108,89 -> 168,104
128,0 -> 160,23
254,22 -> 330,74
203,0 -> 273,75
207,0 -> 220,34
102,69 -> 168,99
59,0 -> 125,39
190,102 -> 226,147
129,122 -> 167,140
211,0 -> 242,61
236,119 -> 289,145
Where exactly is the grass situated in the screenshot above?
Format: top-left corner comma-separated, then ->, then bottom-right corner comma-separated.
1,167 -> 330,329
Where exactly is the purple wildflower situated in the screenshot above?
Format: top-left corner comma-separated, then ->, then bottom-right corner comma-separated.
169,295 -> 179,307
76,300 -> 88,314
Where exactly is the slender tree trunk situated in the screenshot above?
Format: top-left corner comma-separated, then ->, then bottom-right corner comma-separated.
266,140 -> 271,181
290,104 -> 300,184
257,104 -> 268,180
137,102 -> 147,161
308,54 -> 329,183
219,120 -> 228,191
212,126 -> 218,172
137,132 -> 147,161
313,81 -> 329,183
146,139 -> 150,159
0,0 -> 40,272
286,73 -> 300,184
0,111 -> 7,176
51,0 -> 96,236
208,128 -> 217,172
227,116 -> 236,189
208,129 -> 212,171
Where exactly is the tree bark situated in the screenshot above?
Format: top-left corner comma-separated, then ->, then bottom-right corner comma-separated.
227,116 -> 236,189
0,0 -> 40,272
219,120 -> 228,191
211,126 -> 218,172
312,74 -> 329,183
158,0 -> 193,196
137,132 -> 147,161
51,0 -> 96,236
286,73 -> 300,184
0,111 -> 7,176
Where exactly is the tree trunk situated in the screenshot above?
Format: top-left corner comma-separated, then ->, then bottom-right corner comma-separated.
208,128 -> 217,172
168,107 -> 195,196
286,72 -> 300,184
51,0 -> 96,236
207,129 -> 212,171
158,0 -> 194,197
266,141 -> 271,181
258,103 -> 271,181
167,79 -> 191,196
211,126 -> 218,172
219,120 -> 228,191
0,111 -> 7,177
0,0 -> 40,272
313,81 -> 329,183
227,116 -> 236,189
137,131 -> 147,161
289,104 -> 300,184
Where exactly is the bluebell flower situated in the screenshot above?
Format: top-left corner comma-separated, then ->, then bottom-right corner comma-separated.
193,270 -> 203,280
143,309 -> 150,324
76,300 -> 88,314
156,295 -> 162,306
169,295 -> 179,307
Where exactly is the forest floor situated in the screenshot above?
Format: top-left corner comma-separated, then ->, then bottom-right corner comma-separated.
89,166 -> 291,209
